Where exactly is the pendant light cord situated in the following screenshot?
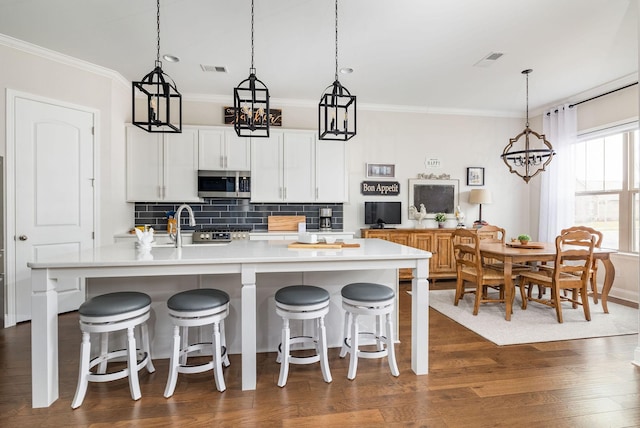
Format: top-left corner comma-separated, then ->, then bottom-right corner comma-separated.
334,0 -> 339,81
155,0 -> 162,66
250,0 -> 255,72
522,69 -> 532,128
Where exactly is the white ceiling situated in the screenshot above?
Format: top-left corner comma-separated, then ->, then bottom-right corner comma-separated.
0,0 -> 637,116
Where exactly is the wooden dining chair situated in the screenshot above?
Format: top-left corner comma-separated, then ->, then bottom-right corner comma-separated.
452,228 -> 507,316
560,226 -> 603,304
535,225 -> 603,302
518,229 -> 596,323
475,224 -> 532,273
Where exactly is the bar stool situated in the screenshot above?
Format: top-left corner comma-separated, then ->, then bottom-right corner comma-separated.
339,282 -> 399,380
275,285 -> 332,387
164,288 -> 230,397
71,291 -> 155,409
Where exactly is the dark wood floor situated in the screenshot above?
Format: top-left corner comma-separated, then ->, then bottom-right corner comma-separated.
1,281 -> 639,427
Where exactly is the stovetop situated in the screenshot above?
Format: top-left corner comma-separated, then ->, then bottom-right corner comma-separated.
192,225 -> 252,243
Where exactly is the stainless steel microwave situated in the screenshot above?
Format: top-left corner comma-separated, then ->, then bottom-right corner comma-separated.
198,170 -> 251,198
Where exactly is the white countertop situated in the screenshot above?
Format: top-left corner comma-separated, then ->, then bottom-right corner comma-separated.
28,238 -> 431,269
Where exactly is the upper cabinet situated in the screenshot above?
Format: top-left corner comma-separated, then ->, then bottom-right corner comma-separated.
251,129 -> 347,203
198,127 -> 251,171
126,125 -> 200,202
316,139 -> 347,202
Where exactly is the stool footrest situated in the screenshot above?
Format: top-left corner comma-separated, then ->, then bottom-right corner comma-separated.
86,350 -> 150,383
177,343 -> 228,375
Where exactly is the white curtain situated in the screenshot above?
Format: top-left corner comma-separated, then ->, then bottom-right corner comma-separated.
539,104 -> 577,242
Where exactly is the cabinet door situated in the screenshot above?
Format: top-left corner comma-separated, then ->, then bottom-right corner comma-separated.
316,139 -> 347,202
250,132 -> 283,202
431,231 -> 456,273
198,128 -> 225,170
282,131 -> 315,202
224,131 -> 251,171
199,128 -> 250,171
164,128 -> 200,202
126,126 -> 163,201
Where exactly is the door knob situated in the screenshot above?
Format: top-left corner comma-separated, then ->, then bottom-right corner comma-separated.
18,235 -> 28,241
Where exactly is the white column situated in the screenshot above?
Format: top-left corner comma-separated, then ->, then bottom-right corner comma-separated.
31,268 -> 59,407
411,257 -> 430,374
241,265 -> 257,389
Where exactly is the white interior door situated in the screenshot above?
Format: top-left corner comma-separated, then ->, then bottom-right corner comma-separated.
13,97 -> 95,323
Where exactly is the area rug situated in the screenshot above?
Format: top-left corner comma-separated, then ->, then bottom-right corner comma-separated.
428,289 -> 639,346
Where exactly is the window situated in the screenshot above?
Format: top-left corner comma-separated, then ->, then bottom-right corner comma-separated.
574,125 -> 639,253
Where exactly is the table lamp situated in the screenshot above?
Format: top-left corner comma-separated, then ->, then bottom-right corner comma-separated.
469,189 -> 492,227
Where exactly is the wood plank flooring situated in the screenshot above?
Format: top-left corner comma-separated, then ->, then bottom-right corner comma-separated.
1,281 -> 638,427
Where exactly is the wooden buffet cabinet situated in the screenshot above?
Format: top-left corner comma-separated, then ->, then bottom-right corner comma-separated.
361,228 -> 458,281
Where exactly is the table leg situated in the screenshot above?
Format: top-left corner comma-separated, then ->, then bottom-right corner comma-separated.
31,269 -> 59,408
241,266 -> 257,390
599,257 -> 615,314
411,259 -> 429,375
503,257 -> 513,321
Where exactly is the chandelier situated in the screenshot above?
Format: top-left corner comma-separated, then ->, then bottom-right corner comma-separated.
318,0 -> 356,141
233,0 -> 270,138
132,0 -> 182,133
501,69 -> 554,183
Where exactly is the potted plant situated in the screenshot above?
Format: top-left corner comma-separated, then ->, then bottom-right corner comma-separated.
518,234 -> 531,245
435,213 -> 447,228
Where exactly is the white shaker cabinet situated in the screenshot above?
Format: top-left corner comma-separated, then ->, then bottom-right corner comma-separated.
198,127 -> 251,171
251,130 -> 315,202
126,125 -> 200,202
316,139 -> 347,202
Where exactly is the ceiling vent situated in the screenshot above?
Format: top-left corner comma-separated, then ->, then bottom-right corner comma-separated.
474,52 -> 504,67
201,64 -> 228,73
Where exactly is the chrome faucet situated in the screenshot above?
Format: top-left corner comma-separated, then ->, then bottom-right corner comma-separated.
172,204 -> 196,248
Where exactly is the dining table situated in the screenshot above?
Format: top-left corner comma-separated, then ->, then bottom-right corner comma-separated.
478,241 -> 617,321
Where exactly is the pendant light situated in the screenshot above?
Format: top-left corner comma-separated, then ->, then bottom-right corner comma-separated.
318,0 -> 356,141
234,0 -> 270,138
501,69 -> 555,183
132,0 -> 182,133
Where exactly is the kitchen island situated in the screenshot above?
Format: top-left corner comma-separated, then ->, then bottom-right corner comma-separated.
28,238 -> 431,408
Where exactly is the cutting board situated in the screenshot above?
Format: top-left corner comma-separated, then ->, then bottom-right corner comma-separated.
288,242 -> 361,249
268,215 -> 306,231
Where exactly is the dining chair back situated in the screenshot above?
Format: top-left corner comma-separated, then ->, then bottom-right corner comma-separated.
475,224 -> 531,274
518,229 -> 596,323
560,226 -> 603,303
452,228 -> 506,316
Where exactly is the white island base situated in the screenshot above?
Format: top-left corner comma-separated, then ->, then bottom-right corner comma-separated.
29,239 -> 431,408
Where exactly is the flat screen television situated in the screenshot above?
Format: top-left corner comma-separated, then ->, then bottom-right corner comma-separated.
365,201 -> 402,228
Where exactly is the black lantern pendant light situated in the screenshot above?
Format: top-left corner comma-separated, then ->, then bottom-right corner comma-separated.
319,0 -> 356,141
501,69 -> 555,183
132,0 -> 182,133
234,0 -> 270,138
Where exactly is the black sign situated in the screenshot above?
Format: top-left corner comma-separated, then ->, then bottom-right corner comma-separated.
224,106 -> 282,127
361,181 -> 400,196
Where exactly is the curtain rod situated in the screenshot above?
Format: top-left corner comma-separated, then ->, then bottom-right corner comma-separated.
546,81 -> 638,116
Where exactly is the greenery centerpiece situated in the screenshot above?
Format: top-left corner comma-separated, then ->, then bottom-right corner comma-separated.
518,234 -> 531,245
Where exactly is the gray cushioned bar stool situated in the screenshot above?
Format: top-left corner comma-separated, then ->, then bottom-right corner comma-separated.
275,285 -> 332,387
339,282 -> 399,380
164,288 -> 230,397
71,291 -> 155,409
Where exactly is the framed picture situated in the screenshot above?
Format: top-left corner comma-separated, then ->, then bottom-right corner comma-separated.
408,178 -> 459,216
466,167 -> 485,186
366,163 -> 396,178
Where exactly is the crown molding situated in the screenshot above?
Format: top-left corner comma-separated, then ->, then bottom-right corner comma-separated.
0,33 -> 130,89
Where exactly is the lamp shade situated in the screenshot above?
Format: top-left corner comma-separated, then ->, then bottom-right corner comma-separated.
469,189 -> 492,205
